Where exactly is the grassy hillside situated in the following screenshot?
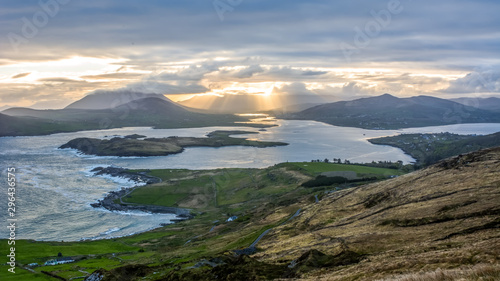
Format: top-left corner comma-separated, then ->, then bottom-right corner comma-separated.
252,147 -> 500,280
0,162 -> 401,281
2,148 -> 499,280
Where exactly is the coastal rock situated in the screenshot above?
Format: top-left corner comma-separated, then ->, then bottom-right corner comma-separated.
90,166 -> 193,218
91,166 -> 161,184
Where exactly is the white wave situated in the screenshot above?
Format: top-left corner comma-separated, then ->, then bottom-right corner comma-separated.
82,224 -> 164,241
92,207 -> 178,218
101,227 -> 122,235
95,173 -> 147,186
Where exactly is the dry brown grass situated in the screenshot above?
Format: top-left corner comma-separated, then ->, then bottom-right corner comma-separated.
379,264 -> 500,281
254,147 -> 500,280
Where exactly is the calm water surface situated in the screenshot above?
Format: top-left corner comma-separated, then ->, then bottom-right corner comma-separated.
1,119 -> 498,241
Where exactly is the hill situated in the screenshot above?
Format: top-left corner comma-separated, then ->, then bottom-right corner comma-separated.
3,148 -> 499,280
1,97 -> 253,136
0,112 -> 88,137
250,147 -> 500,280
282,94 -> 500,129
451,97 -> 500,113
65,91 -> 169,110
369,131 -> 500,165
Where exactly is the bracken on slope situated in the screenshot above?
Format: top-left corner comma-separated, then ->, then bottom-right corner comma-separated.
254,147 -> 500,280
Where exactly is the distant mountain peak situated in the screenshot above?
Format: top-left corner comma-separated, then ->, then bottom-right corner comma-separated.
65,91 -> 168,110
379,93 -> 397,99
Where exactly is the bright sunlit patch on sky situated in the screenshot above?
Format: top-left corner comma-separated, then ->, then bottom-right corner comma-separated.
0,56 -> 127,83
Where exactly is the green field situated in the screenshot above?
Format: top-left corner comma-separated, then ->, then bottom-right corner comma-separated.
280,162 -> 405,176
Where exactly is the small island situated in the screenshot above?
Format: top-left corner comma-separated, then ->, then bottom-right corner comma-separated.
59,130 -> 288,156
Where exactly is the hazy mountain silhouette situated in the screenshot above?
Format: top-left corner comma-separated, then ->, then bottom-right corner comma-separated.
451,97 -> 500,113
1,97 -> 246,136
65,91 -> 169,110
284,94 -> 500,129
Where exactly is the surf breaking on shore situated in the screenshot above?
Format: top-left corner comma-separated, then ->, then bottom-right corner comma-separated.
89,166 -> 193,220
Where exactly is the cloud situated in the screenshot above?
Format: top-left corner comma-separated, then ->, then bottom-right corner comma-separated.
233,65 -> 265,78
1,0 -> 498,69
37,77 -> 83,83
0,80 -> 107,108
1,1 -> 500,108
156,63 -> 221,82
11,72 -> 30,79
272,82 -> 316,96
123,81 -> 208,95
264,66 -> 329,80
442,68 -> 500,94
80,72 -> 143,80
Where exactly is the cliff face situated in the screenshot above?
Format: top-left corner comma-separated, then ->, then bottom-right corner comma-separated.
254,147 -> 500,280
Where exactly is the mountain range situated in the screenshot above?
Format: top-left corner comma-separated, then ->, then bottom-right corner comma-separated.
0,94 -> 247,137
65,91 -> 170,110
282,94 -> 500,129
2,92 -> 500,136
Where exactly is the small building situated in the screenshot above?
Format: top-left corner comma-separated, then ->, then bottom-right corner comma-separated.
56,257 -> 75,264
44,259 -> 57,266
226,216 -> 238,222
44,257 -> 75,266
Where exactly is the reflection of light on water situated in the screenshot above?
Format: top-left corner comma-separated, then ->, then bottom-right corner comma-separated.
235,113 -> 278,125
236,113 -> 268,117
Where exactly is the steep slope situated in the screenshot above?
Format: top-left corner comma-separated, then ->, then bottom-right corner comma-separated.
65,91 -> 169,110
252,147 -> 500,280
284,94 -> 500,129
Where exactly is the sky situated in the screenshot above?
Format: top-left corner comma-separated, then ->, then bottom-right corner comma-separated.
0,0 -> 499,109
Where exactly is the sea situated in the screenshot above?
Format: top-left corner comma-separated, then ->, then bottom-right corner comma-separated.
1,118 -> 499,241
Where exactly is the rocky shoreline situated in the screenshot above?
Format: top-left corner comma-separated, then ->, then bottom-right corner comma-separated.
90,166 -> 193,219
91,166 -> 162,184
